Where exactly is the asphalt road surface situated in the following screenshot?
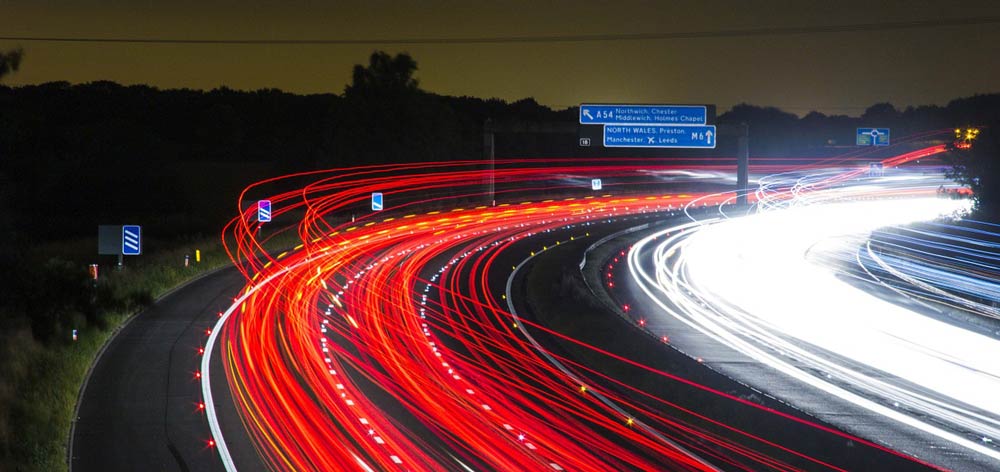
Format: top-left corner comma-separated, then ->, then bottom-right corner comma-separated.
70,267 -> 264,472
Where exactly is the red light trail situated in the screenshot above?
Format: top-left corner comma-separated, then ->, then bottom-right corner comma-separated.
200,154 -> 950,471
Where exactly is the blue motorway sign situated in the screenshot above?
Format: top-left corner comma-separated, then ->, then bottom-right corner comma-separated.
579,104 -> 707,125
122,225 -> 141,255
868,162 -> 885,177
371,192 -> 383,211
857,128 -> 890,146
258,200 -> 272,223
604,124 -> 717,149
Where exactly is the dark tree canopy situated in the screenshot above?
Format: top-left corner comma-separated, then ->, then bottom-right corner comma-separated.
0,48 -> 24,81
945,124 -> 1000,218
1,49 -> 998,241
345,51 -> 419,97
861,102 -> 901,123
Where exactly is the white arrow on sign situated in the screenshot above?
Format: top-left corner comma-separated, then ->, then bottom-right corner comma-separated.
706,130 -> 714,144
583,109 -> 594,120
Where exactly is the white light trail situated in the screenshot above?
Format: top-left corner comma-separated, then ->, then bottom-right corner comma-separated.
628,178 -> 1000,462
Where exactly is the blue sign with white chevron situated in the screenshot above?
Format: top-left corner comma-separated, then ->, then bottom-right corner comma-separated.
258,200 -> 272,223
371,192 -> 383,211
122,225 -> 141,255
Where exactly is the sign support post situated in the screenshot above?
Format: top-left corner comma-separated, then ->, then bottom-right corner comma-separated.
119,225 -> 142,269
484,118 -> 495,206
737,123 -> 749,206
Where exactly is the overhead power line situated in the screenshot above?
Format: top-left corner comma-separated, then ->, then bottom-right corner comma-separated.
1,16 -> 998,45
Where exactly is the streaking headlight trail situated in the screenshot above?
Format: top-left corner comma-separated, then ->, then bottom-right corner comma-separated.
628,169 -> 1000,464
200,146 -> 970,471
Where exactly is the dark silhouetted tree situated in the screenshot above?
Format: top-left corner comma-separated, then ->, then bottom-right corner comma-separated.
345,51 -> 419,98
944,123 -> 1000,219
0,48 -> 23,81
332,51 -> 464,165
718,104 -> 801,154
861,102 -> 900,124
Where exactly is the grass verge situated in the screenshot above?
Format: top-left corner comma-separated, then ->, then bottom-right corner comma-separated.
1,229 -> 298,472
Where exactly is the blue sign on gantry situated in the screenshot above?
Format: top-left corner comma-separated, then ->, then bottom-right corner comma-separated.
579,104 -> 707,125
604,124 -> 717,149
122,225 -> 141,255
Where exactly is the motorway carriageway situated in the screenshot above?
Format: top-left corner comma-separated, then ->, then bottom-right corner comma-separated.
621,167 -> 1000,471
196,150 -> 965,471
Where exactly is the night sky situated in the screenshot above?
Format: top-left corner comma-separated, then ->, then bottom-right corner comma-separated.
3,0 -> 999,115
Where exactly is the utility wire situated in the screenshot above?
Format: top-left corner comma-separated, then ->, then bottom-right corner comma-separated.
1,16 -> 997,45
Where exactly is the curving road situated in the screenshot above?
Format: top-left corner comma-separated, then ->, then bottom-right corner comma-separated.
71,267 -> 262,471
74,140 -> 991,471
622,167 -> 1000,470
201,156 -> 953,471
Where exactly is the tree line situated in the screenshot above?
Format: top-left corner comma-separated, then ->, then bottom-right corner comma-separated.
2,50 -> 998,241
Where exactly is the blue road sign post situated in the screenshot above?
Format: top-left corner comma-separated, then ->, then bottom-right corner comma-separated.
868,162 -> 885,177
591,178 -> 602,191
258,200 -> 272,223
371,192 -> 383,211
857,128 -> 890,146
604,124 -> 717,149
122,225 -> 141,256
580,104 -> 707,125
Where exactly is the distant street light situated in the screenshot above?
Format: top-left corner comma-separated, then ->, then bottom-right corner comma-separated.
953,127 -> 980,149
